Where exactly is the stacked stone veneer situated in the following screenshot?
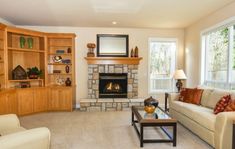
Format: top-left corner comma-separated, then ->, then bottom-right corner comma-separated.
88,64 -> 138,99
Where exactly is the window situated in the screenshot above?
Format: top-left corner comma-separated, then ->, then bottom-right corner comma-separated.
148,38 -> 177,93
201,22 -> 235,89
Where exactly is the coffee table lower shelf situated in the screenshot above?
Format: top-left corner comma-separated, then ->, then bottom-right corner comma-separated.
131,107 -> 177,147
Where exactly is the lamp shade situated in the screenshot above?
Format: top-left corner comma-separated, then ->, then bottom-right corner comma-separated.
173,69 -> 187,80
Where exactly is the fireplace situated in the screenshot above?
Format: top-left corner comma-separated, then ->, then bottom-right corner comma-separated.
99,73 -> 127,98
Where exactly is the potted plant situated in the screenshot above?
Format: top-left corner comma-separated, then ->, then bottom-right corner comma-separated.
27,67 -> 42,79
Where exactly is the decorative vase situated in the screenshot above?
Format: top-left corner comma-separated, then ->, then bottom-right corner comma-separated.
144,96 -> 159,108
65,78 -> 71,86
27,37 -> 33,49
65,65 -> 70,73
144,105 -> 156,114
67,48 -> 71,53
131,48 -> 135,57
20,36 -> 25,48
134,46 -> 139,57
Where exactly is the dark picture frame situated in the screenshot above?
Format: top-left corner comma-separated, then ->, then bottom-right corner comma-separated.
97,34 -> 129,57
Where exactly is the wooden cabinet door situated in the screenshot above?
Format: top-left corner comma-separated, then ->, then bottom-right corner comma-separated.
48,88 -> 60,110
59,88 -> 72,111
6,90 -> 18,114
18,89 -> 34,115
0,92 -> 8,114
34,88 -> 48,112
0,90 -> 17,115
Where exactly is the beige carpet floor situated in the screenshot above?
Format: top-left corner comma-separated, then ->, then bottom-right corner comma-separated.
20,110 -> 213,149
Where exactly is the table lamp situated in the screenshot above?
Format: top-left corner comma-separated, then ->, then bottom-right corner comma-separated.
173,69 -> 187,92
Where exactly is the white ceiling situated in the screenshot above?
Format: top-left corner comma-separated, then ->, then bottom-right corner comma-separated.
0,0 -> 234,28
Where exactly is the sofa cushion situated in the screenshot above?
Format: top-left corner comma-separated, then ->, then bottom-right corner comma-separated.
214,94 -> 231,114
170,100 -> 215,131
206,89 -> 231,109
0,127 -> 26,136
200,89 -> 214,106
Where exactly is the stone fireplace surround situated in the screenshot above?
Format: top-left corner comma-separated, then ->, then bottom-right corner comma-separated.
88,64 -> 138,99
80,57 -> 143,112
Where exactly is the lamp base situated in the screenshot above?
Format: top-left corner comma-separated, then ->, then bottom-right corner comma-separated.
176,79 -> 183,92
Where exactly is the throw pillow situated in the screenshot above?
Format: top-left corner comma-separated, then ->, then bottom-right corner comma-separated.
224,100 -> 235,112
213,94 -> 231,114
185,88 -> 203,105
179,88 -> 203,105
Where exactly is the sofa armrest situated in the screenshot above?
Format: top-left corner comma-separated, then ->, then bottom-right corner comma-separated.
0,127 -> 51,149
0,114 -> 20,132
168,93 -> 180,103
215,112 -> 235,149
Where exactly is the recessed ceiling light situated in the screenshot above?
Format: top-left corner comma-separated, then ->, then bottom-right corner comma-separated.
112,21 -> 117,25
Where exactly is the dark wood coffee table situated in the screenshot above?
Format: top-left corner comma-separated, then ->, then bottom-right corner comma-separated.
131,106 -> 177,147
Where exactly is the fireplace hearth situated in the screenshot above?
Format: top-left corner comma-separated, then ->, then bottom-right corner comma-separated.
99,73 -> 127,98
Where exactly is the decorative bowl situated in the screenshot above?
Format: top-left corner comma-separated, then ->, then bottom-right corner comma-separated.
144,105 -> 156,114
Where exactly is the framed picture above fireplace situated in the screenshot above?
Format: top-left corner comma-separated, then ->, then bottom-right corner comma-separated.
97,34 -> 129,57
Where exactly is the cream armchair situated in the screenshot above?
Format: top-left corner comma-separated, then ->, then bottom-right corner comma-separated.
0,114 -> 50,149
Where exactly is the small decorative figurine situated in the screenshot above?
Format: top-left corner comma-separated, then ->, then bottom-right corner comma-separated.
87,43 -> 96,57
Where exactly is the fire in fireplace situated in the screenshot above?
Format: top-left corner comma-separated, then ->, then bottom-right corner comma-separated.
99,73 -> 127,98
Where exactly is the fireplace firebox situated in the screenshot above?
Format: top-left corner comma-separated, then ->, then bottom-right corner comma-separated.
99,73 -> 127,98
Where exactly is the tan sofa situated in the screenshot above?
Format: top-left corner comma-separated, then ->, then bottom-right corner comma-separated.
169,87 -> 235,149
0,114 -> 51,149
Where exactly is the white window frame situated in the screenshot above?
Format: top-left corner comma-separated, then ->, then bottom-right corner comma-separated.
200,16 -> 235,89
148,38 -> 178,93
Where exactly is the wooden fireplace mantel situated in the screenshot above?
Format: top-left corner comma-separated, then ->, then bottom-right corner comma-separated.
84,57 -> 143,65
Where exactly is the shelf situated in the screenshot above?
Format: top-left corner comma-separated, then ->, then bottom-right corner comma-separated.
8,47 -> 45,53
84,57 -> 143,65
0,73 -> 4,76
48,73 -> 72,75
0,48 -> 4,51
48,63 -> 72,65
49,45 -> 72,47
0,60 -> 4,63
8,79 -> 44,82
48,53 -> 72,56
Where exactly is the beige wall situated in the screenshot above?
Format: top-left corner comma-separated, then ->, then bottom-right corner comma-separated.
185,2 -> 235,87
19,26 -> 184,104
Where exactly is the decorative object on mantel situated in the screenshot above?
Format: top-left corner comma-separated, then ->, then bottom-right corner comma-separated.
173,69 -> 187,92
87,43 -> 96,57
27,37 -> 33,49
131,48 -> 135,57
12,65 -> 27,80
19,36 -> 25,48
65,65 -> 70,73
134,46 -> 139,57
65,78 -> 72,86
27,67 -> 42,79
144,96 -> 159,114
